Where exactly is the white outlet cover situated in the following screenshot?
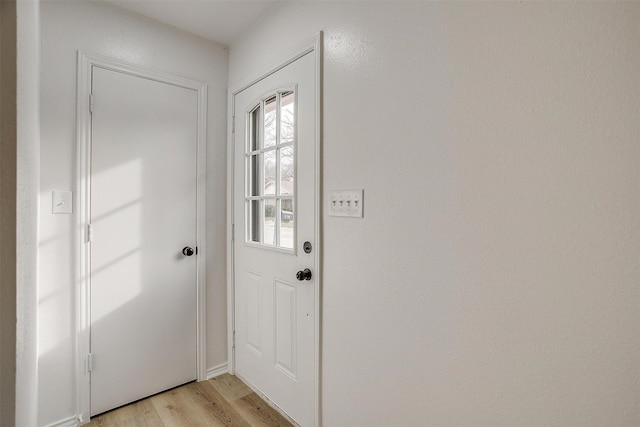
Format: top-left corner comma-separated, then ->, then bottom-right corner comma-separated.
52,190 -> 73,214
329,189 -> 363,217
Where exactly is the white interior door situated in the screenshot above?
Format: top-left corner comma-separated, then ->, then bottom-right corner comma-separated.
233,50 -> 317,426
90,66 -> 198,416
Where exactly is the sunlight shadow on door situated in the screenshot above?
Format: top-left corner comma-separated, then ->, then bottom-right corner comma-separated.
90,158 -> 143,324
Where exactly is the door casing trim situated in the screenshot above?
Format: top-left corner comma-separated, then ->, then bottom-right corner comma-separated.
227,32 -> 323,426
75,51 -> 208,424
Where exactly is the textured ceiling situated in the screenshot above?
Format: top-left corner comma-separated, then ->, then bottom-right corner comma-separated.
104,0 -> 278,45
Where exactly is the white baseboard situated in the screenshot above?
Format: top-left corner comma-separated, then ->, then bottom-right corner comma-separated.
206,362 -> 228,379
42,366 -> 229,427
42,365 -> 228,427
42,415 -> 79,427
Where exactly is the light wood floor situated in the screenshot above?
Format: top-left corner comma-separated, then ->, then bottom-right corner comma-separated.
87,374 -> 293,427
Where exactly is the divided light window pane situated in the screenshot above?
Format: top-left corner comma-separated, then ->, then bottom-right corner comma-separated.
279,146 -> 294,196
280,91 -> 295,144
248,200 -> 260,243
250,105 -> 260,151
249,154 -> 260,197
263,199 -> 276,246
246,90 -> 295,251
280,200 -> 294,249
264,96 -> 277,148
264,150 -> 276,196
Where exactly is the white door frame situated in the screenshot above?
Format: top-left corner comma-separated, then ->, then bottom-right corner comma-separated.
227,33 -> 323,426
75,51 -> 208,424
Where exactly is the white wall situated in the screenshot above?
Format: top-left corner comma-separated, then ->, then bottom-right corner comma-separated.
39,2 -> 228,425
229,2 -> 640,426
1,2 -> 40,425
16,0 -> 41,425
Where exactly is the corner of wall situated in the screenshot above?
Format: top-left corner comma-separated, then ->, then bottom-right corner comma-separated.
16,0 -> 41,425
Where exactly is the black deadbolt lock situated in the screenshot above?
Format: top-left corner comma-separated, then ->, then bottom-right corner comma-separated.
303,241 -> 312,254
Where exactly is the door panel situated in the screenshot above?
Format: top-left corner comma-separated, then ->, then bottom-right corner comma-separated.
90,67 -> 197,416
234,51 -> 316,426
274,279 -> 297,378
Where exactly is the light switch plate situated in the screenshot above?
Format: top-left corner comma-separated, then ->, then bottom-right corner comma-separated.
329,189 -> 364,217
52,191 -> 73,214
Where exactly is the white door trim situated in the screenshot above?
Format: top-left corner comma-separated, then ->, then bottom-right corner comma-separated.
227,32 -> 323,426
75,51 -> 208,424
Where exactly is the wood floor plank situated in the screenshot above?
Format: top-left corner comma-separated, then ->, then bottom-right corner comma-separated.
88,398 -> 163,427
149,386 -> 207,427
127,399 -> 164,427
169,384 -> 228,427
86,375 -> 291,427
232,393 -> 293,427
208,374 -> 253,402
180,381 -> 251,427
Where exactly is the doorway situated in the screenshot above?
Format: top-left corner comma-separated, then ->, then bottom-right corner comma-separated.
76,52 -> 208,422
229,35 -> 322,426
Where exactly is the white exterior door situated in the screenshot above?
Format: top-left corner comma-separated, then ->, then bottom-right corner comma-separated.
90,66 -> 198,416
233,50 -> 318,426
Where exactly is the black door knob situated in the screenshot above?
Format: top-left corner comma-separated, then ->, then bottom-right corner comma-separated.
296,268 -> 312,281
182,246 -> 195,256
